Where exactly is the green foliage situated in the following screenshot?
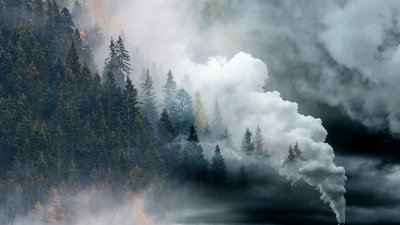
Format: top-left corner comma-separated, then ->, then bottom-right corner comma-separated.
0,4 -> 252,222
210,145 -> 227,184
173,88 -> 195,133
187,124 -> 199,143
284,142 -> 304,166
241,128 -> 255,154
179,125 -> 209,181
254,125 -> 268,156
157,109 -> 178,143
140,68 -> 159,128
103,36 -> 131,88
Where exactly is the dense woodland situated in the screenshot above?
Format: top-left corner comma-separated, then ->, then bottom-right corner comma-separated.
0,1 -> 302,224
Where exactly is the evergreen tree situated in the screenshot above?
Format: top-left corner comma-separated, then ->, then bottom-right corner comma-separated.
115,36 -> 131,78
156,109 -> 179,174
157,109 -> 178,143
162,70 -> 177,114
174,88 -> 194,133
210,145 -> 227,184
102,71 -> 123,129
139,68 -> 158,128
222,127 -> 233,148
123,76 -> 139,152
103,38 -> 119,84
210,100 -> 225,140
66,41 -> 80,76
44,1 -> 74,60
103,36 -> 132,88
59,7 -> 74,38
187,124 -> 199,143
254,126 -> 268,156
181,125 -> 209,180
241,128 -> 255,154
284,142 -> 303,166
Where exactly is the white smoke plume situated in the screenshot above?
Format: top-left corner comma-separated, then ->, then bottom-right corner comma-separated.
70,0 -> 347,223
181,52 -> 347,224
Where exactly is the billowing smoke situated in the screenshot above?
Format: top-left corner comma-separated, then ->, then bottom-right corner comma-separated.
180,52 -> 347,224
70,0 -> 347,223
199,0 -> 400,135
319,0 -> 400,133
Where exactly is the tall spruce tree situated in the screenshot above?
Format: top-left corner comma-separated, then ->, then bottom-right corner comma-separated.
156,109 -> 179,173
241,128 -> 255,155
103,36 -> 132,88
139,68 -> 158,128
284,142 -> 303,166
123,76 -> 139,152
174,88 -> 194,134
163,70 -> 177,113
102,71 -> 123,129
210,100 -> 225,140
115,36 -> 131,79
182,125 -> 209,180
210,145 -> 227,184
157,109 -> 178,143
187,124 -> 199,143
254,126 -> 267,155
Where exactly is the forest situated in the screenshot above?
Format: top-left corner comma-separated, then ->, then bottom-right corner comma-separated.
0,1 -> 307,224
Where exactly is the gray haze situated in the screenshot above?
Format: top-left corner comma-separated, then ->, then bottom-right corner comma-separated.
67,0 -> 351,223
64,0 -> 400,224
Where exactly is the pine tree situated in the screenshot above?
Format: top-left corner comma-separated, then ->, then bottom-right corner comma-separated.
222,127 -> 233,148
103,36 -> 132,88
163,70 -> 177,113
156,109 -> 179,173
181,125 -> 209,180
284,142 -> 303,167
174,88 -> 194,133
241,128 -> 255,154
59,7 -> 74,38
103,38 -> 118,82
116,36 -> 131,77
102,71 -> 123,129
210,145 -> 227,184
122,76 -> 139,152
254,126 -> 268,155
66,42 -> 80,77
210,100 -> 225,140
139,68 -> 158,128
187,124 -> 199,143
157,109 -> 178,143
